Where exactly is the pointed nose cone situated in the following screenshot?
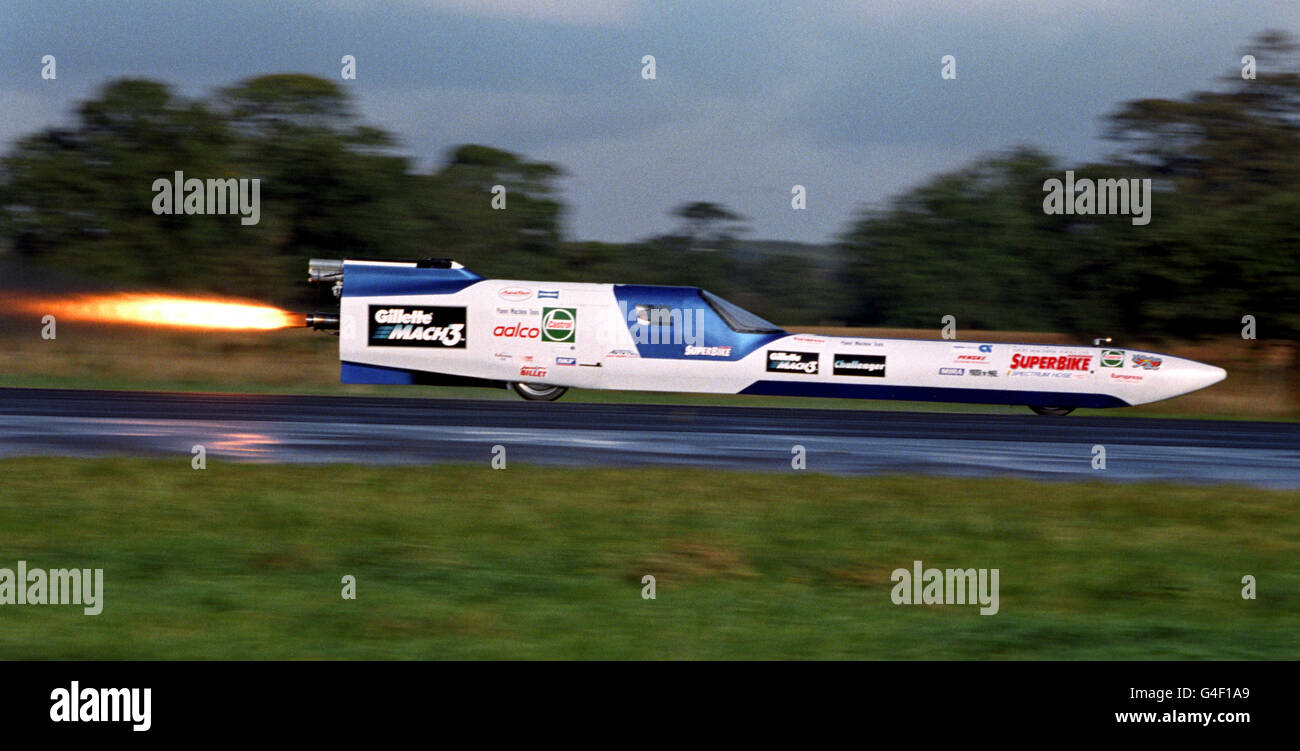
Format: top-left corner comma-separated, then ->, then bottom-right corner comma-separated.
1196,363 -> 1228,390
1108,353 -> 1227,406
1166,359 -> 1227,398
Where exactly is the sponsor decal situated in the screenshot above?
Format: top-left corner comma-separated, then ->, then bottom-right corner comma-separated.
1131,354 -> 1162,370
369,306 -> 467,348
767,350 -> 819,374
684,345 -> 733,357
1100,349 -> 1125,368
839,339 -> 884,347
791,335 -> 826,344
605,349 -> 637,358
538,289 -> 559,299
939,367 -> 964,375
541,307 -> 577,343
1009,353 -> 1091,371
555,357 -> 576,366
954,354 -> 988,362
1110,373 -> 1143,382
519,366 -> 547,378
969,369 -> 998,377
832,354 -> 886,377
952,344 -> 994,353
498,286 -> 533,302
493,351 -> 512,361
493,322 -> 540,339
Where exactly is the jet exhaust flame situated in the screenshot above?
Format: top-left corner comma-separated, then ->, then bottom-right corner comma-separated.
12,293 -> 302,331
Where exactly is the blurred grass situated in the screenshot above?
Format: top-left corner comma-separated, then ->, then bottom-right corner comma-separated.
0,458 -> 1295,659
0,321 -> 1296,419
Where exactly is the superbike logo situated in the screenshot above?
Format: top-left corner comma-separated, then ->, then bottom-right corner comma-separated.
541,307 -> 576,343
833,354 -> 886,377
369,306 -> 466,347
684,345 -> 733,357
767,350 -> 819,375
1009,353 -> 1091,371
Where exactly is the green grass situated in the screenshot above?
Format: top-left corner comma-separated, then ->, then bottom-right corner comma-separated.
0,458 -> 1295,659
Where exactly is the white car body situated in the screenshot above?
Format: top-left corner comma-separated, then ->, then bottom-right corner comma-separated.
313,259 -> 1227,412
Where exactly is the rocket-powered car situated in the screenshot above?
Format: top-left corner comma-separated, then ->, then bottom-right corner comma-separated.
305,258 -> 1226,415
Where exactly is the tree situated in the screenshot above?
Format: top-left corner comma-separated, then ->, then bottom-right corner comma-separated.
669,201 -> 746,251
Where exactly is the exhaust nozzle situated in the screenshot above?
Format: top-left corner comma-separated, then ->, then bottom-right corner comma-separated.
305,312 -> 340,331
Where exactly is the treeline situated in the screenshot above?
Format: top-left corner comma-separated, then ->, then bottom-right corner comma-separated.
2,32 -> 1298,340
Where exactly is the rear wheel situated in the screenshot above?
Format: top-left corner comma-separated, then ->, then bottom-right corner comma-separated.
510,382 -> 568,402
1029,405 -> 1075,416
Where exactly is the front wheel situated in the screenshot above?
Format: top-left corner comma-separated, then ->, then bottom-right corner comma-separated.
509,382 -> 568,402
1029,405 -> 1075,416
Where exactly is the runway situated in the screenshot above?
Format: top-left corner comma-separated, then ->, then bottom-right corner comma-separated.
2,388 -> 1298,487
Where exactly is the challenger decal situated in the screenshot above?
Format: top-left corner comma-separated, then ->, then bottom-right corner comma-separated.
1131,354 -> 1162,370
833,354 -> 886,377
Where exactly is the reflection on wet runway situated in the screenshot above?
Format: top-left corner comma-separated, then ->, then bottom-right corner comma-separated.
3,408 -> 1298,488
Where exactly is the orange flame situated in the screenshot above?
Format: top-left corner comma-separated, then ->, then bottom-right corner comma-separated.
15,293 -> 301,330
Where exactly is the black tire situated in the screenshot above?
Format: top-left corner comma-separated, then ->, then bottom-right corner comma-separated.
1029,405 -> 1075,416
509,382 -> 568,402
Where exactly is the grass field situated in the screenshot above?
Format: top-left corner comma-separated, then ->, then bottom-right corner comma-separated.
0,458 -> 1295,659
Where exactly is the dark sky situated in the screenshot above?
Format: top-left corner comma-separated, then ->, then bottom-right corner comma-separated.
2,0 -> 1296,243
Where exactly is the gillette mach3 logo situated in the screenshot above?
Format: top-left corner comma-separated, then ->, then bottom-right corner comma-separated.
368,306 -> 466,347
